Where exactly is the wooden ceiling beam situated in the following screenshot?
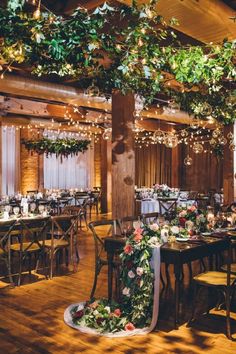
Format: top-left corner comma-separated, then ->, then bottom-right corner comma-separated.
118,0 -> 236,43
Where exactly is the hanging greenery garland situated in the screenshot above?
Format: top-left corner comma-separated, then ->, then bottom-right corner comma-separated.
0,0 -> 235,123
22,138 -> 91,158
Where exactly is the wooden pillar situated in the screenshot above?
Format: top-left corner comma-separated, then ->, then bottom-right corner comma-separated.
223,124 -> 234,205
112,91 -> 135,219
100,138 -> 112,213
20,129 -> 43,194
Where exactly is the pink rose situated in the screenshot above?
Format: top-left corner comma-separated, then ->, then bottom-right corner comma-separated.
125,322 -> 135,331
113,309 -> 121,317
124,244 -> 133,255
133,233 -> 143,242
134,227 -> 143,235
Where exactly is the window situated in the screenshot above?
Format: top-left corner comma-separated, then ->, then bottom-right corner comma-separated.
1,126 -> 20,195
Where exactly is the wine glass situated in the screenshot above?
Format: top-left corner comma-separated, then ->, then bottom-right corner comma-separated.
30,202 -> 37,214
13,206 -> 20,217
5,205 -> 11,214
38,204 -> 45,215
216,212 -> 224,230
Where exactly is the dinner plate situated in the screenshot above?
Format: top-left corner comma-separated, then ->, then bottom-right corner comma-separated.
176,237 -> 189,242
201,232 -> 212,236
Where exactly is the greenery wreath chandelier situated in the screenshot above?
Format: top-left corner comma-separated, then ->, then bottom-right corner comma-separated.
0,0 -> 235,125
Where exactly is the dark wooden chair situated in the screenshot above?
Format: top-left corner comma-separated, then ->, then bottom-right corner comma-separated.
10,217 -> 50,286
44,215 -> 79,279
0,219 -> 17,286
188,237 -> 236,340
142,212 -> 159,224
88,219 -> 118,299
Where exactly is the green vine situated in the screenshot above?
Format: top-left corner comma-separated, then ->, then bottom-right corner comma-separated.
0,0 -> 235,123
22,138 -> 91,158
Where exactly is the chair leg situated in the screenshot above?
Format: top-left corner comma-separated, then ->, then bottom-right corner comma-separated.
225,288 -> 233,340
90,265 -> 99,300
18,252 -> 23,287
187,281 -> 199,326
50,251 -> 54,279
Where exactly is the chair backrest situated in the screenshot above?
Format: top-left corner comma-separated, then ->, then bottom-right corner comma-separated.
51,215 -> 77,242
142,212 -> 159,224
19,216 -> 50,244
0,219 -> 17,253
117,215 -> 141,234
88,219 -> 118,259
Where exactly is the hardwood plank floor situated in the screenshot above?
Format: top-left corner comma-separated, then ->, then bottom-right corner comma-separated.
0,213 -> 236,353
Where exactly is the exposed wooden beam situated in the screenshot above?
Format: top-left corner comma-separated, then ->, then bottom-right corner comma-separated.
118,0 -> 236,43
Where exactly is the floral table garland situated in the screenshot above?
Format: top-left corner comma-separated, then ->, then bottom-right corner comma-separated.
64,212 -> 211,336
64,224 -> 162,337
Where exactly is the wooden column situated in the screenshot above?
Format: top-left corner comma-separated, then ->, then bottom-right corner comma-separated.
223,124 -> 234,205
100,138 -> 112,213
112,91 -> 135,219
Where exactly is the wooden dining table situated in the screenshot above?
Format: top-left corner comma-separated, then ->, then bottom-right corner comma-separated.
104,234 -> 229,329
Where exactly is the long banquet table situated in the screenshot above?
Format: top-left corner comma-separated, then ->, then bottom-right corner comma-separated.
104,235 -> 229,329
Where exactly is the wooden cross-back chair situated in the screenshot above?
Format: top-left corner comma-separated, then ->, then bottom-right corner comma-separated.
63,205 -> 88,230
88,219 -> 118,299
44,215 -> 79,279
10,216 -> 50,286
142,212 -> 159,225
0,219 -> 17,286
117,215 -> 142,235
188,236 -> 236,340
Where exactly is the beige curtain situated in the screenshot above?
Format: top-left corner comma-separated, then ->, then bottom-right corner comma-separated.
135,145 -> 172,187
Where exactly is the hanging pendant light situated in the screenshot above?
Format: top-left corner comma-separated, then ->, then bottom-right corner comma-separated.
184,155 -> 193,166
193,142 -> 203,154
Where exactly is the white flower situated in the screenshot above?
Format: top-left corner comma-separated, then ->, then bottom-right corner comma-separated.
148,236 -> 160,248
149,223 -> 159,231
128,270 -> 135,279
122,287 -> 130,297
104,306 -> 111,314
136,267 -> 144,276
171,226 -> 180,234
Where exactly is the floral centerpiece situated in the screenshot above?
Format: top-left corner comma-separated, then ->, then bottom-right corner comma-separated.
153,184 -> 175,198
69,224 -> 162,334
173,205 -> 207,233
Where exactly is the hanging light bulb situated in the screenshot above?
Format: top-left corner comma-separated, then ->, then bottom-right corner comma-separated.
209,138 -> 216,146
229,143 -> 236,151
102,128 -> 112,141
212,128 -> 222,138
168,100 -> 181,114
153,129 -> 165,144
190,117 -> 200,130
84,85 -> 100,97
193,142 -> 204,154
33,0 -> 41,19
164,132 -> 178,148
180,130 -> 188,138
227,131 -> 234,140
218,136 -> 227,146
200,102 -> 212,116
225,93 -> 236,107
184,155 -> 193,166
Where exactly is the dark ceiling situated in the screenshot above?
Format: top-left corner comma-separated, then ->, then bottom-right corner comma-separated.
41,0 -> 236,14
222,0 -> 236,10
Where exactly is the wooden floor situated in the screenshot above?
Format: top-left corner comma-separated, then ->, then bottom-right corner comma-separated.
1,213 -> 236,354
